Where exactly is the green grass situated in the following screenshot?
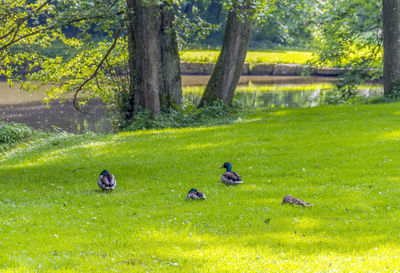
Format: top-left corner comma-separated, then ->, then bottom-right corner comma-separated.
180,50 -> 315,65
2,103 -> 400,272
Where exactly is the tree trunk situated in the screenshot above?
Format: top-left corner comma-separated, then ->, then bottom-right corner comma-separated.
125,0 -> 181,118
159,2 -> 182,111
124,0 -> 137,122
199,1 -> 253,107
383,0 -> 400,96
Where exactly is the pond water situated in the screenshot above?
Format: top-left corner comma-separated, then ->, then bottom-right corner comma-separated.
184,86 -> 324,108
0,76 -> 381,133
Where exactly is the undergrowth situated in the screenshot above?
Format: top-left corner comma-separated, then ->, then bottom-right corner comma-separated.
120,100 -> 242,131
0,122 -> 39,152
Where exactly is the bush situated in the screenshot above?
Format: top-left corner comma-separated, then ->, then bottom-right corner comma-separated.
123,100 -> 241,131
0,122 -> 36,148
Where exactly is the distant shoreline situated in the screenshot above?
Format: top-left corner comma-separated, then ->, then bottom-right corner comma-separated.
180,62 -> 379,77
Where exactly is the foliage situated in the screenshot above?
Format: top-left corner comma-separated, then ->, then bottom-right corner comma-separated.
317,83 -> 387,105
0,0 -> 59,84
175,6 -> 221,50
120,99 -> 240,130
313,0 -> 382,100
251,0 -> 315,48
0,0 -> 125,105
314,0 -> 382,67
2,104 -> 400,271
0,122 -> 37,152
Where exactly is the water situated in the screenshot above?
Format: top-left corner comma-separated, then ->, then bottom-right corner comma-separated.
183,84 -> 327,108
0,77 -> 381,133
0,83 -> 112,133
182,75 -> 339,86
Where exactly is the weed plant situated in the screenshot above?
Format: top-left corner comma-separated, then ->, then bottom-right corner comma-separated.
0,122 -> 39,152
122,100 -> 241,131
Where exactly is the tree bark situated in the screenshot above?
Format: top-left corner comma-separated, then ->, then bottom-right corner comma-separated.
199,1 -> 253,107
124,0 -> 137,122
159,2 -> 182,110
125,0 -> 181,118
383,0 -> 400,96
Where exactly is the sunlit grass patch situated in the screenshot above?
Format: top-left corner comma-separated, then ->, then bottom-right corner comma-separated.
180,50 -> 315,65
2,103 -> 400,271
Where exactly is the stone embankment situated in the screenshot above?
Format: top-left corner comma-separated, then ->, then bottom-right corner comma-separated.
180,62 -> 347,76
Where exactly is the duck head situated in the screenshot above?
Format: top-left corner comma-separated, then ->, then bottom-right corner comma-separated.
100,170 -> 109,176
188,188 -> 198,194
220,162 -> 232,172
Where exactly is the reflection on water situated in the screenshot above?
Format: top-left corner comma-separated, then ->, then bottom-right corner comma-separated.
183,84 -> 326,108
0,82 -> 112,133
182,75 -> 339,86
235,90 -> 321,108
0,99 -> 113,133
0,77 -> 382,133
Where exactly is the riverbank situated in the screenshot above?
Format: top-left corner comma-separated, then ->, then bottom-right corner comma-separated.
1,103 -> 400,272
180,62 -> 348,76
0,77 -> 342,133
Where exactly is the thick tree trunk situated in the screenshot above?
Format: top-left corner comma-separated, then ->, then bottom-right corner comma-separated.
124,0 -> 137,122
159,2 -> 182,110
125,0 -> 181,118
383,0 -> 400,96
199,1 -> 253,107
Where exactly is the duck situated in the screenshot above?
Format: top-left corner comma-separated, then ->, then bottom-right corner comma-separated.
186,188 -> 206,200
98,170 -> 117,190
220,162 -> 242,185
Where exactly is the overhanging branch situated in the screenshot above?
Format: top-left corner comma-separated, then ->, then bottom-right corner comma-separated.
72,26 -> 123,113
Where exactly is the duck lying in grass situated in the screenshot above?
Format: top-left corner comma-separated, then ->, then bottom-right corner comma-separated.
186,188 -> 206,200
220,162 -> 242,185
282,195 -> 313,207
98,170 -> 116,190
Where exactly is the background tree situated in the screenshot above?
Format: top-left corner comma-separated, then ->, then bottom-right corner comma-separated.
10,0 -> 184,127
383,0 -> 400,96
200,0 -> 267,106
0,0 -> 58,83
312,0 -> 382,99
124,0 -> 181,118
250,0 -> 313,48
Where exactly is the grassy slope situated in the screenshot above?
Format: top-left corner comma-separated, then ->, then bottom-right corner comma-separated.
180,50 -> 314,65
1,103 -> 400,272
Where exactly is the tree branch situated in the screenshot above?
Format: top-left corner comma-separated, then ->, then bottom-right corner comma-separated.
0,10 -> 125,52
0,0 -> 52,40
72,26 -> 123,113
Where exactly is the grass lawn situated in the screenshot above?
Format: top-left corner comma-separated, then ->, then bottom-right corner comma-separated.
1,103 -> 400,272
180,50 -> 315,65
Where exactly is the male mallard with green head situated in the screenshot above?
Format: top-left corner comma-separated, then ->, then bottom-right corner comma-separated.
186,188 -> 206,201
220,162 -> 242,185
98,170 -> 116,190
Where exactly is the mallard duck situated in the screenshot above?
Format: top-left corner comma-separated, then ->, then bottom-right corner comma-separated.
98,170 -> 116,190
220,162 -> 242,185
186,188 -> 206,200
282,195 -> 313,207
